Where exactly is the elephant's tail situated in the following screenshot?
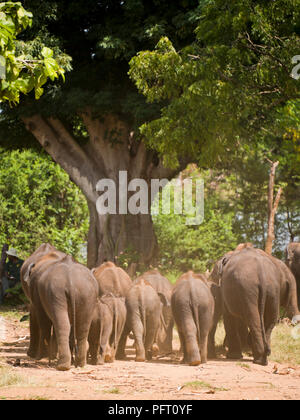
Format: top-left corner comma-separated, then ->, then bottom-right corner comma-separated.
139,291 -> 146,344
68,279 -> 78,362
190,298 -> 201,348
112,298 -> 118,351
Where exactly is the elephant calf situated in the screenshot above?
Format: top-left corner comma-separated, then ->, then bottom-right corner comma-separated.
125,278 -> 170,362
134,269 -> 174,354
172,271 -> 215,365
88,294 -> 127,365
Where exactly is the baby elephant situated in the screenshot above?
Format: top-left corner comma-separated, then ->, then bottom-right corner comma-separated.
88,294 -> 126,365
126,278 -> 170,362
172,271 -> 215,365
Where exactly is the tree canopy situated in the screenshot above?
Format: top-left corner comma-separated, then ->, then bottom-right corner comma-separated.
0,1 -> 67,104
129,0 -> 300,168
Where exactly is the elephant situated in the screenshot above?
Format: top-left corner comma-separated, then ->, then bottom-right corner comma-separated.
123,278 -> 170,362
171,271 -> 215,365
92,261 -> 133,360
220,247 -> 300,366
134,269 -> 174,354
20,243 -> 65,359
209,243 -> 257,352
23,252 -> 99,370
286,242 -> 300,306
88,293 -> 127,365
206,281 -> 223,358
92,261 -> 132,297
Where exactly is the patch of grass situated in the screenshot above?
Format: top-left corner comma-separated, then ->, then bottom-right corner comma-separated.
214,320 -> 300,366
0,365 -> 39,388
236,362 -> 251,370
184,380 -> 212,389
0,307 -> 28,322
270,323 -> 300,365
0,366 -> 25,387
103,387 -> 120,394
183,380 -> 228,392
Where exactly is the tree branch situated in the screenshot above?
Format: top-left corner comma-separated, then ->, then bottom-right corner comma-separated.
22,114 -> 97,202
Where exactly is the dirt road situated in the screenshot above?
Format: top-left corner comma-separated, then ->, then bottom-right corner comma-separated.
0,314 -> 299,400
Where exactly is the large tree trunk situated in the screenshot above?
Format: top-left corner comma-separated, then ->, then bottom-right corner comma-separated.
22,111 -> 181,268
265,160 -> 283,255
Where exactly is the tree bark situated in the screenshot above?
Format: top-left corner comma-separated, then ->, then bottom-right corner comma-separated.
22,111 -> 182,268
265,160 -> 283,255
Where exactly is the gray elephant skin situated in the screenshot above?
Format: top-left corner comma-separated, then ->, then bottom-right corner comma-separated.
134,269 -> 174,353
124,278 -> 170,362
20,243 -> 65,359
92,261 -> 133,360
286,242 -> 300,306
220,247 -> 300,366
171,271 -> 216,365
88,294 -> 126,365
92,261 -> 132,297
23,251 -> 98,370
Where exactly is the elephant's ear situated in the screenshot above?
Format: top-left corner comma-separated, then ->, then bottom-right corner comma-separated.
23,263 -> 35,284
158,292 -> 170,307
218,256 -> 230,275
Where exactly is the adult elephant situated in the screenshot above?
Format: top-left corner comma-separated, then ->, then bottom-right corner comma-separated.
23,253 -> 98,370
20,243 -> 65,358
124,278 -> 170,362
171,271 -> 215,365
134,269 -> 173,353
221,247 -> 300,366
286,242 -> 300,306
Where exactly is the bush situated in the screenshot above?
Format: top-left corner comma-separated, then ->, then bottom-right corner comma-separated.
0,148 -> 89,263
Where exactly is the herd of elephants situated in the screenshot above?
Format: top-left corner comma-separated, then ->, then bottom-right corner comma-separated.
18,241 -> 300,371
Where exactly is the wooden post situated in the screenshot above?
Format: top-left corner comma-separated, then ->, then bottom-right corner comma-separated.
265,160 -> 283,255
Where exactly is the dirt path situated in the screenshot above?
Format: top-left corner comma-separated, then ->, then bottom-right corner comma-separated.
0,314 -> 299,400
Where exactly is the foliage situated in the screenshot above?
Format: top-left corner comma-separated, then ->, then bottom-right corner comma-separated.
153,161 -> 299,274
129,0 -> 300,168
152,166 -> 238,272
0,148 -> 89,262
3,282 -> 27,305
0,2 -> 69,104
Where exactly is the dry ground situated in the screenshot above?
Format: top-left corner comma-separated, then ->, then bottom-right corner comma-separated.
0,309 -> 299,400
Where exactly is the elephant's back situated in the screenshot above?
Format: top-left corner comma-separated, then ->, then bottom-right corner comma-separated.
94,266 -> 132,297
172,273 -> 212,310
137,270 -> 172,299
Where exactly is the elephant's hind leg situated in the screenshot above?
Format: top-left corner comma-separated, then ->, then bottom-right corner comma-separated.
52,310 -> 72,371
245,305 -> 268,366
182,315 -> 201,366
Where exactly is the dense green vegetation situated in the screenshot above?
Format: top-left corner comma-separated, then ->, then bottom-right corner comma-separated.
0,2 -> 67,104
0,148 -> 88,261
